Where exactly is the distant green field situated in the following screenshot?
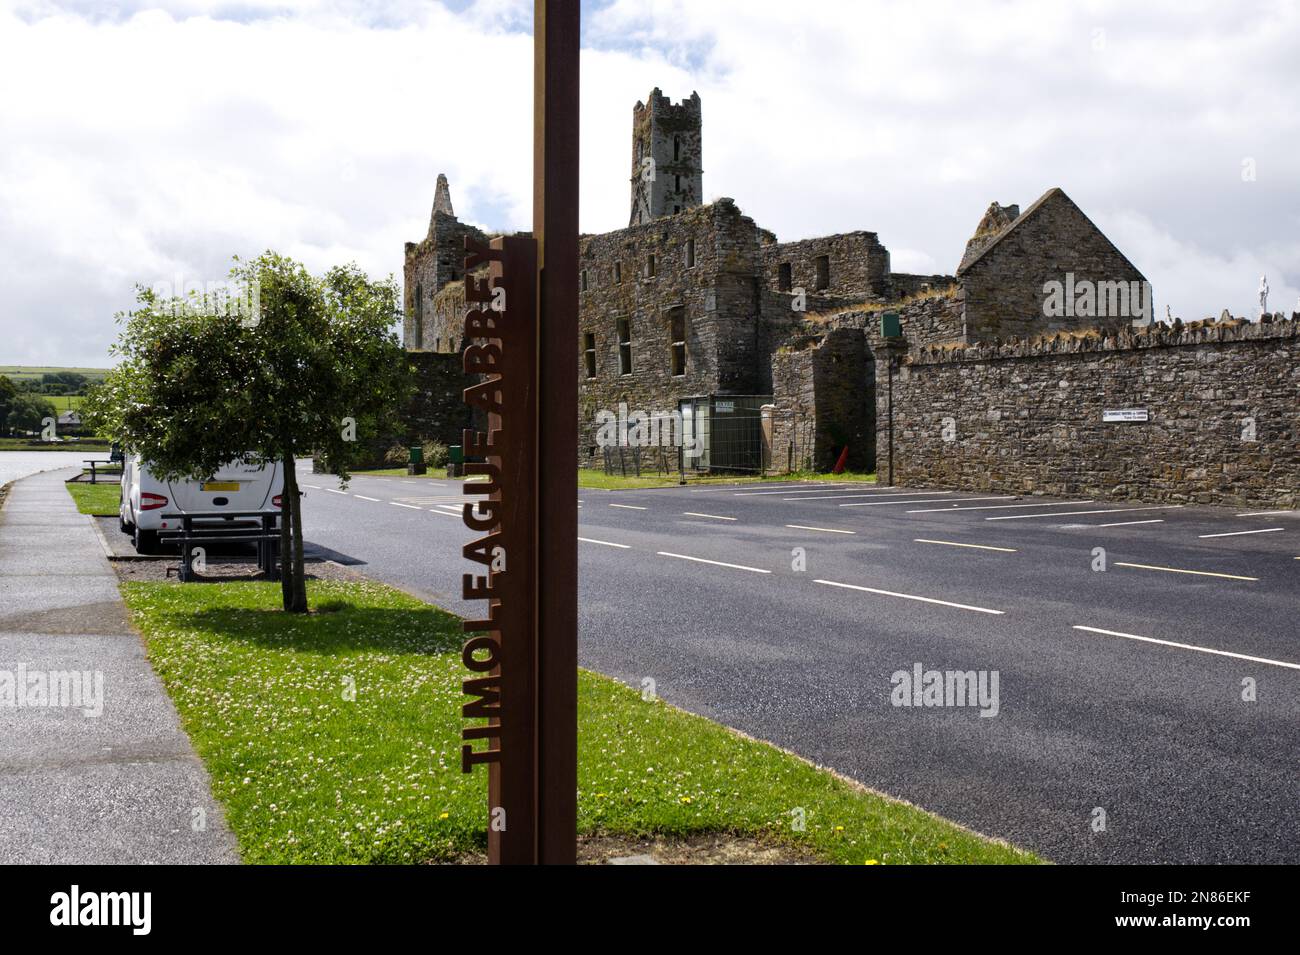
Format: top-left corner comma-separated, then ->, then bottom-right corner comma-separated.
43,394 -> 85,411
0,365 -> 109,384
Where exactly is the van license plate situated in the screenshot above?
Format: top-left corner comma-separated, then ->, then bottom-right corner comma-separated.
201,482 -> 240,492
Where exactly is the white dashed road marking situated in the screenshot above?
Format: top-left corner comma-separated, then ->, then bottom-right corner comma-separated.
986,505 -> 1179,521
302,484 -> 320,489
610,504 -> 647,510
907,500 -> 1093,514
913,539 -> 1017,553
733,485 -> 861,496
784,490 -> 951,501
353,495 -> 380,502
391,502 -> 423,510
1113,561 -> 1258,582
683,512 -> 737,521
815,579 -> 1005,615
324,488 -> 347,495
1236,510 -> 1297,517
1070,519 -> 1165,528
1072,626 -> 1300,671
657,552 -> 770,574
785,524 -> 855,535
842,496 -> 1014,509
1198,528 -> 1284,538
580,537 -> 631,549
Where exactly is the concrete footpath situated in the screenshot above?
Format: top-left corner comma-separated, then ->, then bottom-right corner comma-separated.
0,468 -> 238,863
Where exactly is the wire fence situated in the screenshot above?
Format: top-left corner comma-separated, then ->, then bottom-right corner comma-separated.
598,409 -> 817,477
763,408 -> 817,474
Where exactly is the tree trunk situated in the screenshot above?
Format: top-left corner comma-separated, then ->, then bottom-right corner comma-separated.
279,451 -> 308,613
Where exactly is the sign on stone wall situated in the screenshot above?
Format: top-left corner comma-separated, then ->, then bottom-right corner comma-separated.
1102,408 -> 1149,423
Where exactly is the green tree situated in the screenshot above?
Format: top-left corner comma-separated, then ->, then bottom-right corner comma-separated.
5,392 -> 57,435
0,375 -> 16,425
41,371 -> 88,394
84,252 -> 410,612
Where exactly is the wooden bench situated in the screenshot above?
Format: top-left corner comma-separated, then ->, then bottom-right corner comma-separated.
158,511 -> 281,582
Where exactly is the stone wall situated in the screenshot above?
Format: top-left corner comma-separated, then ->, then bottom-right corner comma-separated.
576,198 -> 765,464
315,351 -> 476,472
405,351 -> 478,448
887,272 -> 958,301
877,317 -> 1300,507
403,212 -> 488,350
762,231 -> 890,300
956,188 -> 1148,342
819,290 -> 966,352
770,327 -> 873,472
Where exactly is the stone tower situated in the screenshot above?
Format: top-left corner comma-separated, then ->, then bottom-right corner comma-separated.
430,172 -> 454,221
403,173 -> 488,350
629,89 -> 703,227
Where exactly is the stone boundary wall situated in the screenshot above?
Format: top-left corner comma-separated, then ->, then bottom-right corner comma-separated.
877,317 -> 1300,507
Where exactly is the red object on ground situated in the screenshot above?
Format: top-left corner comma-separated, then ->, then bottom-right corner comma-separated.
832,446 -> 849,474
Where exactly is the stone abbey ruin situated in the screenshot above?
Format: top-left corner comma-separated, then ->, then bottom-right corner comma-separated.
400,89 -> 1298,508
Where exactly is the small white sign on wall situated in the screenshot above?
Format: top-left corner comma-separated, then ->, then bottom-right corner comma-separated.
1103,408 -> 1149,423
714,400 -> 735,413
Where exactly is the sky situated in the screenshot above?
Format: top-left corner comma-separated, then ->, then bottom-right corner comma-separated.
1,0 -> 1297,367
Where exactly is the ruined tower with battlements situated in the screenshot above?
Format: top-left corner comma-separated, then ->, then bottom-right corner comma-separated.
629,89 -> 703,226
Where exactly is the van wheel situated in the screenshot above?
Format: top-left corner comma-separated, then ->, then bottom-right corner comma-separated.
134,527 -> 159,555
119,512 -> 134,535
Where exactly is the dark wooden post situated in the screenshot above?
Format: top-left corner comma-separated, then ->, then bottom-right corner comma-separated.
458,0 -> 578,866
533,0 -> 579,865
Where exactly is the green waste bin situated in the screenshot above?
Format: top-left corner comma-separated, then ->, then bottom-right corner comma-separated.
880,311 -> 902,339
407,444 -> 426,475
449,445 -> 463,465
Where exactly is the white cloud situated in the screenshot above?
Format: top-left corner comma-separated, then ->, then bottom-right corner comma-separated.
1,0 -> 1297,365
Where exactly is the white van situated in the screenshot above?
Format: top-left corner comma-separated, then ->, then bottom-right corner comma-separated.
119,453 -> 284,554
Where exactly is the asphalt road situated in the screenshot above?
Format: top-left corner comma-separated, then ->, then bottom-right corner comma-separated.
294,464 -> 1300,864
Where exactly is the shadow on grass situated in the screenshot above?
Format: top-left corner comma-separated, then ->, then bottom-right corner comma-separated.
159,604 -> 464,656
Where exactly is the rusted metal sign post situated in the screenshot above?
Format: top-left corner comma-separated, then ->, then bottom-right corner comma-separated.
458,0 -> 579,865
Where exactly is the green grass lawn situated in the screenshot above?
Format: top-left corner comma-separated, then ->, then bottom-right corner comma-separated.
44,394 -> 85,412
65,481 -> 121,515
350,466 -> 876,491
0,365 -> 109,381
353,466 -> 454,479
0,436 -> 110,451
119,579 -> 1038,865
578,468 -> 877,491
